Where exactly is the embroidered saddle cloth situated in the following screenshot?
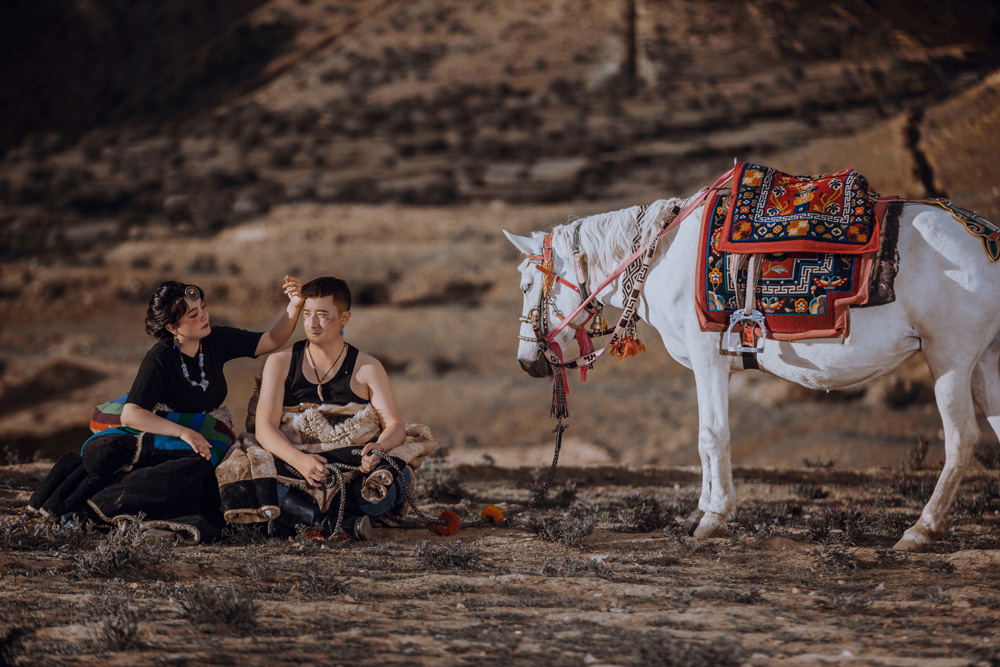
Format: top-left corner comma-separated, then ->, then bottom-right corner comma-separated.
718,163 -> 880,254
216,402 -> 437,524
696,190 -> 903,341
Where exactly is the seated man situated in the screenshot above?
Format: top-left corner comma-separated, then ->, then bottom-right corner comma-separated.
254,276 -> 412,539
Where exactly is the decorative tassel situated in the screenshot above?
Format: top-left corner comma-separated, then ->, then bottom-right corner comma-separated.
610,315 -> 646,360
575,327 -> 594,382
551,365 -> 570,420
609,334 -> 646,359
542,257 -> 554,294
434,510 -> 461,536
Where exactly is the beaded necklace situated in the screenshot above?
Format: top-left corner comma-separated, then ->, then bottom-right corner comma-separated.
179,342 -> 209,392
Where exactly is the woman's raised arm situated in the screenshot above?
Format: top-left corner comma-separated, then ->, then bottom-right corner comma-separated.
255,275 -> 304,356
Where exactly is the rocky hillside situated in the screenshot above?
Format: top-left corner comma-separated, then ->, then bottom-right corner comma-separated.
2,0 -> 1000,467
2,0 -> 999,263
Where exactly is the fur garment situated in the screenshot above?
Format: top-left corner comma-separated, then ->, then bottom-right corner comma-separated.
216,402 -> 436,524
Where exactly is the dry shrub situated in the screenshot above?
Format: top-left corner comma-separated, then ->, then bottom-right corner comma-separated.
811,544 -> 862,575
90,606 -> 142,652
299,571 -> 350,599
613,493 -> 673,533
0,514 -> 93,552
415,540 -> 486,571
890,476 -> 936,504
180,586 -> 258,635
734,504 -> 785,538
74,520 -> 168,578
536,557 -> 611,579
631,631 -> 747,667
826,591 -> 876,615
529,515 -> 594,547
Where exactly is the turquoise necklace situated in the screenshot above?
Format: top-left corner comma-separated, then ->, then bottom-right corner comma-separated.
179,342 -> 209,392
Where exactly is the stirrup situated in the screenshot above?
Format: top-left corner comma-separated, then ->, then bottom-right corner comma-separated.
725,309 -> 768,354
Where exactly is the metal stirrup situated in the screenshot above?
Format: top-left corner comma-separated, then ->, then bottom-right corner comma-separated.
726,254 -> 767,354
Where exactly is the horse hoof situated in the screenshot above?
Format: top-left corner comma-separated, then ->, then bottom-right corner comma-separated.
892,529 -> 932,553
693,522 -> 728,539
684,509 -> 705,536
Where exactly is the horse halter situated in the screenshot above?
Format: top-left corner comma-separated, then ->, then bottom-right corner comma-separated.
518,227 -> 600,351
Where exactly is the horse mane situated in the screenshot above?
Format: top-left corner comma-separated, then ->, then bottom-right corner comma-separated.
547,196 -> 691,282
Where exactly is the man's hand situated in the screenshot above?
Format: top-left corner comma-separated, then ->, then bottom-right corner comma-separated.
360,443 -> 382,473
283,275 -> 303,309
294,453 -> 330,487
180,429 -> 213,461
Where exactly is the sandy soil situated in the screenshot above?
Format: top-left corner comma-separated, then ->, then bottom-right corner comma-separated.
2,461 -> 999,666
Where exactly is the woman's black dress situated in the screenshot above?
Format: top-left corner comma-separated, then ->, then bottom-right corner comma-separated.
29,326 -> 261,540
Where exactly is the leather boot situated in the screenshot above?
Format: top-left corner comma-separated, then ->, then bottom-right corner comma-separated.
272,486 -> 324,538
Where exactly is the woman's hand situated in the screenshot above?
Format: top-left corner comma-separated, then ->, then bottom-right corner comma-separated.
180,429 -> 213,460
360,443 -> 382,473
283,275 -> 303,309
294,452 -> 330,487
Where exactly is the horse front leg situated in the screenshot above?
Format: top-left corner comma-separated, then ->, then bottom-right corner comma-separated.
691,360 -> 736,539
894,363 -> 980,552
683,451 -> 711,534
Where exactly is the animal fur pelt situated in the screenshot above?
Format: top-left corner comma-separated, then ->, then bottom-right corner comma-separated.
216,402 -> 437,524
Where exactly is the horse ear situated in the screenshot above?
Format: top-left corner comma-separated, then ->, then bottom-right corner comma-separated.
503,230 -> 542,257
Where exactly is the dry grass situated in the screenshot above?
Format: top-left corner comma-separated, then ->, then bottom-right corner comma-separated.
1,462 -> 999,665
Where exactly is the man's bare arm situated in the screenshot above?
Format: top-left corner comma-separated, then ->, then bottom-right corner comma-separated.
254,349 -> 330,487
357,355 -> 406,473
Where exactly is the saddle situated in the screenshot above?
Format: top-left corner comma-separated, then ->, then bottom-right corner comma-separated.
696,163 -> 903,352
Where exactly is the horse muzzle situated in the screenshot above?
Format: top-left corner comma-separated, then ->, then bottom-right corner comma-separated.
519,353 -> 553,378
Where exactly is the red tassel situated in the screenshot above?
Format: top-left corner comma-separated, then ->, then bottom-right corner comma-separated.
575,327 -> 594,382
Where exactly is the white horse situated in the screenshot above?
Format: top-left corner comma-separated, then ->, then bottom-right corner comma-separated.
504,194 -> 1000,551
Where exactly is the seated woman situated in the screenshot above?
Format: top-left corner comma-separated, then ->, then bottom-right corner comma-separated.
29,277 -> 303,542
254,276 -> 411,540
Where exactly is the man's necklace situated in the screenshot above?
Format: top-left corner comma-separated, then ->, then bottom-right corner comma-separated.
179,342 -> 209,392
306,341 -> 346,401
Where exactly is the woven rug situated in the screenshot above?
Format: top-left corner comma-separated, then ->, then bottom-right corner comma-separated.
696,193 -> 903,341
718,162 -> 880,254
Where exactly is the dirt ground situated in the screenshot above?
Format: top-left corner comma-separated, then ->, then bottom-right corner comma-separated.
2,196 -> 1000,666
2,460 -> 999,666
4,3 -> 1000,664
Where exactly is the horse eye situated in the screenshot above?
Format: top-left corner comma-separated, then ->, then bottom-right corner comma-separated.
520,284 -> 530,294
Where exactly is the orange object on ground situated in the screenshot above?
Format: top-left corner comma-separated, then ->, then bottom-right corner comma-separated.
434,510 -> 461,536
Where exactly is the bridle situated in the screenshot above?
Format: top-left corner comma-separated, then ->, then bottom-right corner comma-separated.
516,167 -> 737,418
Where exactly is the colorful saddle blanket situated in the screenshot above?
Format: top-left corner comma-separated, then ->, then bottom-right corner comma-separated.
696,192 -> 902,341
718,163 -> 880,254
86,394 -> 236,467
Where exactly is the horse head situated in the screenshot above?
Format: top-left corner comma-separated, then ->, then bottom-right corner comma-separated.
503,228 -> 593,378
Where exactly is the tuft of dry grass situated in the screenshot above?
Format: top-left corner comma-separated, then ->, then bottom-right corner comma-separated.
89,606 -> 142,652
415,539 -> 487,571
74,519 -> 168,579
179,586 -> 258,636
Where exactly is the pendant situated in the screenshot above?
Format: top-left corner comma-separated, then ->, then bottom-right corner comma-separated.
317,384 -> 324,401
199,379 -> 209,392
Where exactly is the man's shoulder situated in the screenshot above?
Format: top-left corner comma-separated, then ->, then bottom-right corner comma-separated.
265,344 -> 295,366
353,349 -> 384,370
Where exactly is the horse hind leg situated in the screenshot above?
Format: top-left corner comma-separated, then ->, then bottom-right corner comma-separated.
894,350 -> 982,552
971,335 -> 1000,453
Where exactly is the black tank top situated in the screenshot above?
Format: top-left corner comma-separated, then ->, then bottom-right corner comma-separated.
283,341 -> 369,406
